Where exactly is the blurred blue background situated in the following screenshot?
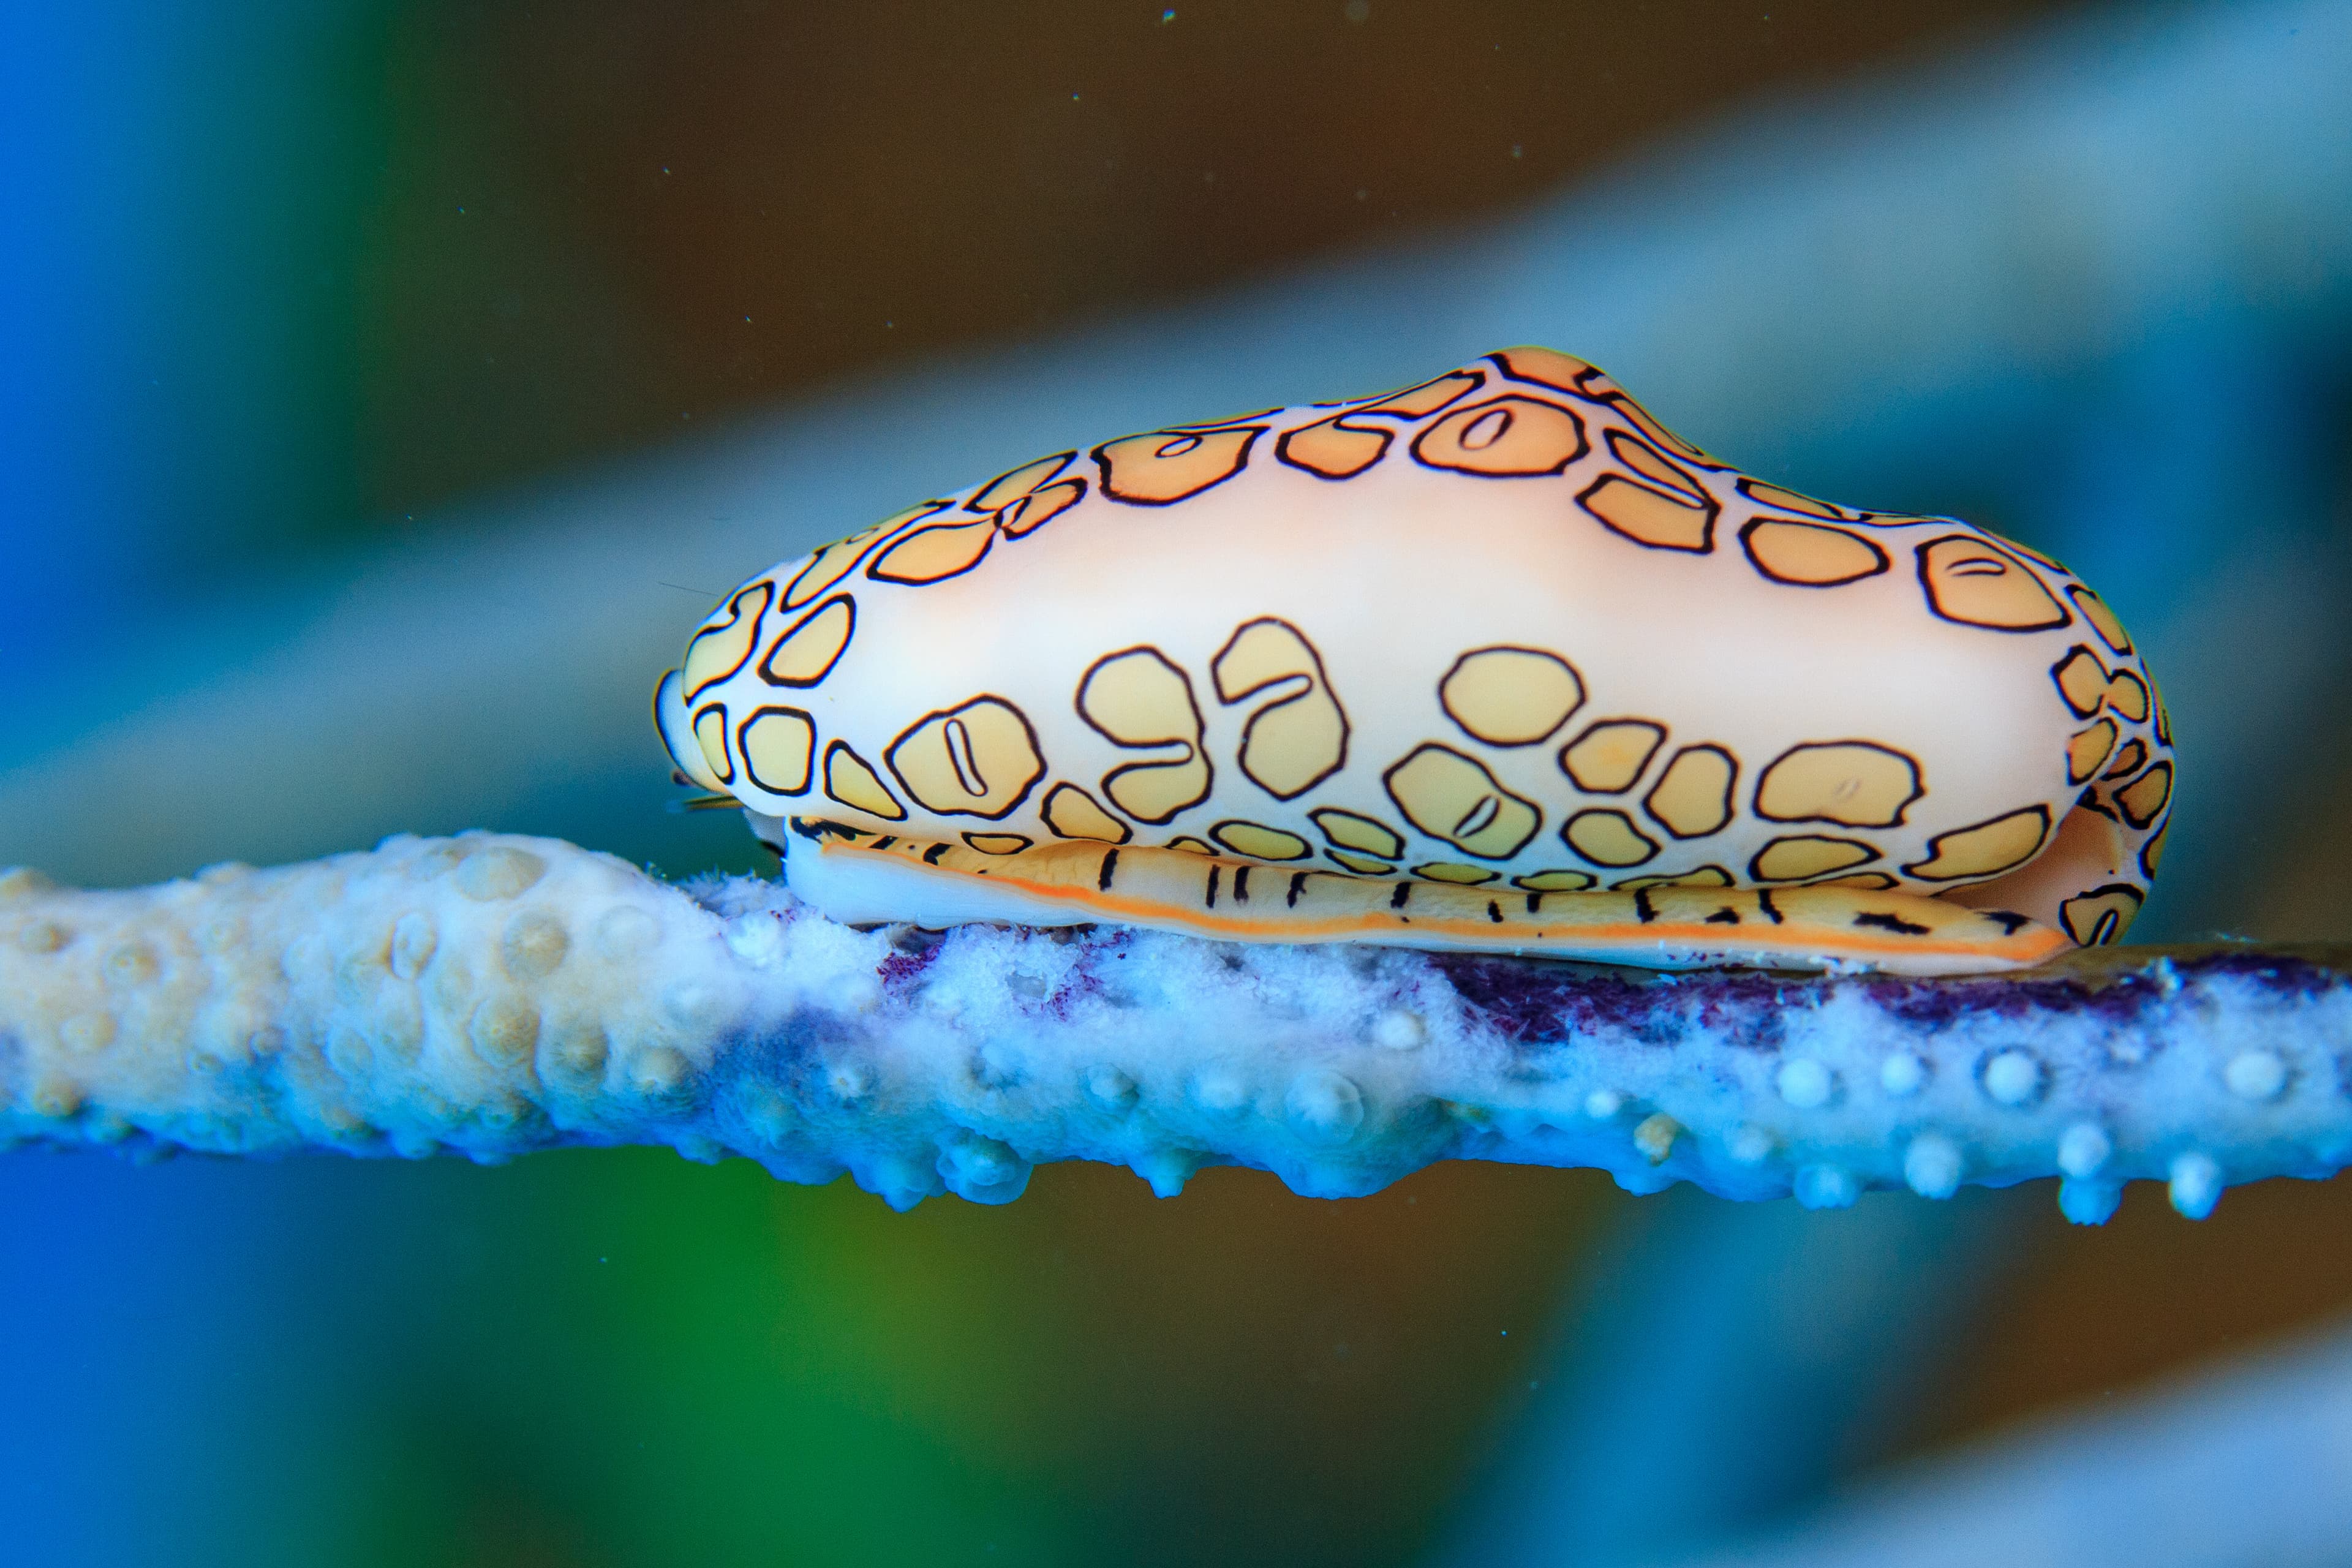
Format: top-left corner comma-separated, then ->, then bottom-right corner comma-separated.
4,2 -> 2351,1564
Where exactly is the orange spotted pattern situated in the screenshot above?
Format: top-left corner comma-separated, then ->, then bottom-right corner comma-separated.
658,349 -> 2171,968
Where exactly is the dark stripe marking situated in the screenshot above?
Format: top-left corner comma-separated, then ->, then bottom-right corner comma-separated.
1853,909 -> 1931,936
1704,906 -> 1740,925
1233,865 -> 1251,904
922,842 -> 951,865
1487,900 -> 1503,924
1390,883 -> 1412,910
1634,888 -> 1658,924
1287,872 -> 1307,908
1206,865 -> 1221,908
1757,890 -> 1784,925
1098,849 -> 1119,891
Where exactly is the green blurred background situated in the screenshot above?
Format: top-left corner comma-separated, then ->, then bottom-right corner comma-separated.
6,3 -> 2352,1564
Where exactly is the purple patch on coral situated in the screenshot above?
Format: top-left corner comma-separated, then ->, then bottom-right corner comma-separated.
1430,944 -> 2339,1062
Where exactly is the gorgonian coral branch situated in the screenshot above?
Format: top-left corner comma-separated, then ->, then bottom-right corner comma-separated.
2,834 -> 2344,1218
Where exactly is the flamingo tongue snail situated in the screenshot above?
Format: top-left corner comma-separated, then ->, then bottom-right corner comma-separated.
657,348 -> 2169,977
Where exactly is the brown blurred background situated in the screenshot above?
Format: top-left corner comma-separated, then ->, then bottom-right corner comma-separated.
353,0 -> 2083,521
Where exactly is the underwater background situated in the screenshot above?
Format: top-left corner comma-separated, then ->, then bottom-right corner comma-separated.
4,2 -> 2351,1563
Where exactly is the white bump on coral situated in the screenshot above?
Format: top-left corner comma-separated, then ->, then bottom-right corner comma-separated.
722,911 -> 783,968
1879,1051 -> 1928,1098
2169,1152 -> 2224,1219
1902,1133 -> 1964,1199
1981,1050 -> 2046,1107
1286,1069 -> 1365,1144
2057,1121 -> 2113,1179
1084,1065 -> 1138,1110
2225,1049 -> 2289,1102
